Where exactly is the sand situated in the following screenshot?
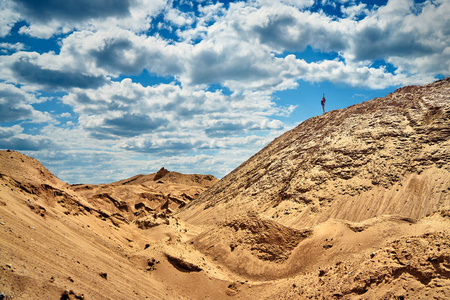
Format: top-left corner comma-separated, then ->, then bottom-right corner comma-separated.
1,78 -> 449,299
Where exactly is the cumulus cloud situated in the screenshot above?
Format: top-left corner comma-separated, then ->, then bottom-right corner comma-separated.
255,0 -> 314,9
0,135 -> 54,150
0,124 -> 54,151
0,1 -> 20,37
1,0 -> 448,183
11,0 -> 166,38
61,79 -> 290,154
0,83 -> 51,122
0,42 -> 26,53
293,58 -> 436,88
179,0 -> 448,89
341,2 -> 368,19
55,29 -> 184,78
235,4 -> 347,53
4,0 -> 446,93
164,6 -> 195,27
85,113 -> 170,139
11,59 -> 107,90
344,0 -> 450,75
13,0 -> 132,22
0,124 -> 22,139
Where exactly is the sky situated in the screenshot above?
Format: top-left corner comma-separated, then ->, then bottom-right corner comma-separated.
0,0 -> 448,184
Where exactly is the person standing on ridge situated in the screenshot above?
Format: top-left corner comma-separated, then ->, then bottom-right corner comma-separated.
321,93 -> 326,114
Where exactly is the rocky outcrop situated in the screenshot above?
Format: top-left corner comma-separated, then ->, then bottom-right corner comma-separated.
180,78 -> 450,228
153,167 -> 170,181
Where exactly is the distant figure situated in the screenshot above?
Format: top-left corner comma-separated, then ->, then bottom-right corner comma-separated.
321,93 -> 326,114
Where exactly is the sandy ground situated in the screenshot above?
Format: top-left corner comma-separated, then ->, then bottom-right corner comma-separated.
0,79 -> 449,299
0,150 -> 449,299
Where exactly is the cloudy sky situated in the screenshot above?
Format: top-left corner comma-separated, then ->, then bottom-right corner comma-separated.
0,0 -> 448,184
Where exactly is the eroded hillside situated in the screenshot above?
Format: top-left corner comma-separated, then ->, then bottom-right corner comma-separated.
176,78 -> 450,298
70,167 -> 217,228
180,78 -> 450,228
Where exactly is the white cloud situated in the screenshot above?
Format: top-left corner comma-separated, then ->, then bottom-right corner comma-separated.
164,7 -> 194,27
227,3 -> 347,53
0,124 -> 54,151
0,83 -> 52,122
291,58 -> 436,88
59,112 -> 71,118
341,2 -> 368,19
2,0 -> 449,184
11,0 -> 166,38
3,0 -> 447,94
345,0 -> 450,77
255,0 -> 314,9
59,79 -> 291,155
0,51 -> 107,90
0,42 -> 26,53
0,124 -> 23,138
0,0 -> 20,37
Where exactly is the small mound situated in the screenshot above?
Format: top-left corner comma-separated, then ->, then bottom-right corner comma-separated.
219,211 -> 312,263
192,211 -> 311,276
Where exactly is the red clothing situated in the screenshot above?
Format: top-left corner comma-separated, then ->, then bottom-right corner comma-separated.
321,95 -> 326,114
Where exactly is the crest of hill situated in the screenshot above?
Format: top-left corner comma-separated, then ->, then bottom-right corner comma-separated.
0,150 -> 66,189
70,167 -> 218,225
179,78 -> 450,228
113,167 -> 218,188
0,150 -> 217,225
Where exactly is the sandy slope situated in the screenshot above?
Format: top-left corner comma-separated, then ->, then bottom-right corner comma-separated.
0,151 -> 238,299
177,78 -> 450,298
0,78 -> 449,299
179,78 -> 450,227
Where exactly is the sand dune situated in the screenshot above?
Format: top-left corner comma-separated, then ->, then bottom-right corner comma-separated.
1,78 -> 449,299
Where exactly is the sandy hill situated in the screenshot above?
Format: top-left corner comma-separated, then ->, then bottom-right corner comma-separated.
0,152 -> 235,299
70,167 -> 218,227
0,78 -> 449,299
114,167 -> 217,187
0,149 -> 67,189
177,78 -> 450,297
180,78 -> 450,227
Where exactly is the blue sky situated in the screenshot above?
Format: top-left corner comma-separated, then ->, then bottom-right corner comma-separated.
0,0 -> 448,184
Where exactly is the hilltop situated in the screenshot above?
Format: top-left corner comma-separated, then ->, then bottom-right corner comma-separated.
71,167 -> 217,227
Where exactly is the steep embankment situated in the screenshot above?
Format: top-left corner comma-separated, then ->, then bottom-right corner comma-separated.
176,78 -> 450,298
180,78 -> 450,228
